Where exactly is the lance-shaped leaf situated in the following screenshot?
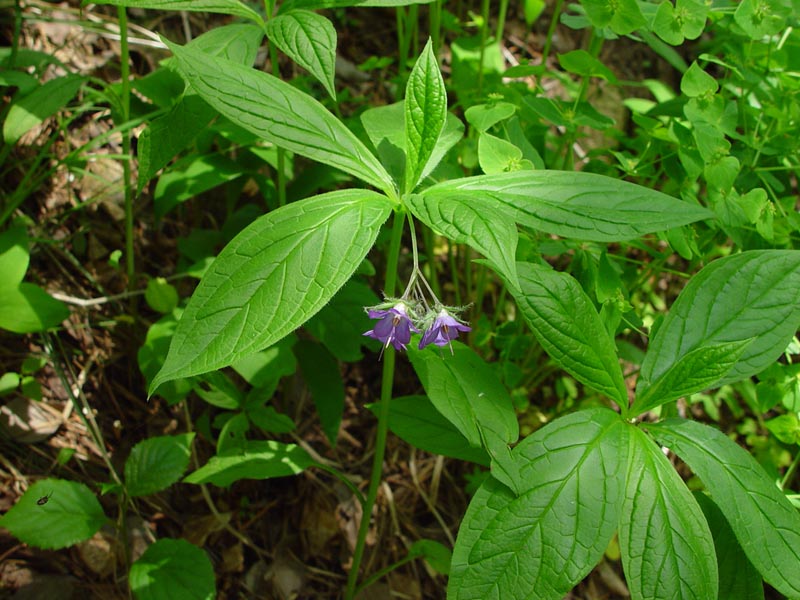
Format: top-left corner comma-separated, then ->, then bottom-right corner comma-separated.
631,339 -> 752,415
422,171 -> 713,242
265,10 -> 337,100
90,0 -> 263,23
150,190 -> 391,392
404,38 -> 447,193
637,250 -> 800,402
163,38 -> 394,194
511,262 -> 628,409
620,427 -> 717,600
407,193 -> 519,289
448,408 -> 627,600
648,418 -> 800,598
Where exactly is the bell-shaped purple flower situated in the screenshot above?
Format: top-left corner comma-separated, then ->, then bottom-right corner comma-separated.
419,309 -> 471,350
363,303 -> 419,351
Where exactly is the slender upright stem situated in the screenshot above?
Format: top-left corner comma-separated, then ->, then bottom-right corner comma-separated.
117,7 -> 134,288
344,211 -> 406,599
496,0 -> 509,43
541,0 -> 564,65
477,0 -> 491,98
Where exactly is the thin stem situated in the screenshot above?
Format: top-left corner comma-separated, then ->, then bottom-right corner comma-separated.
781,450 -> 800,491
354,555 -> 414,596
541,0 -> 564,65
477,0 -> 491,98
496,0 -> 509,43
429,0 -> 443,54
117,7 -> 134,289
344,212 -> 406,599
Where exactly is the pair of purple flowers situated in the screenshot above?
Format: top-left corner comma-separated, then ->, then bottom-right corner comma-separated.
364,302 -> 471,352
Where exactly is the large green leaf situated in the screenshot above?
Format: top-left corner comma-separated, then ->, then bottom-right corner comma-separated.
511,262 -> 628,409
266,10 -> 337,100
0,478 -> 107,550
294,339 -> 344,447
150,190 -> 391,391
164,38 -> 394,194
448,408 -> 627,600
637,251 -> 800,405
694,493 -> 764,600
129,538 -> 215,600
648,419 -> 800,597
620,427 -> 717,600
422,171 -> 713,242
90,0 -> 262,23
183,440 -> 314,486
407,342 -> 518,450
404,38 -> 447,193
125,433 -> 195,497
407,193 -> 519,289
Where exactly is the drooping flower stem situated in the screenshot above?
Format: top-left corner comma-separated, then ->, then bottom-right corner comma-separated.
345,210 -> 406,599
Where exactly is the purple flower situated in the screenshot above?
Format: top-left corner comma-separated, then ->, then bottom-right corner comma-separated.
363,304 -> 419,351
419,309 -> 471,350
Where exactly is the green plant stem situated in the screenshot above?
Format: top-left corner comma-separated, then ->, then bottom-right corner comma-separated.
344,211 -> 405,600
781,450 -> 800,491
117,6 -> 134,289
429,0 -> 443,54
541,0 -> 564,65
477,0 -> 491,98
496,0 -> 509,42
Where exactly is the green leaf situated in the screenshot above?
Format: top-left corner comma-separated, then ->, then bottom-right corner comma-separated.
477,132 -> 527,174
558,50 -> 618,83
232,336 -> 298,391
620,427 -> 717,600
0,283 -> 70,333
631,339 -> 752,415
638,251 -> 800,399
361,101 -> 463,187
448,408 -> 627,600
125,433 -> 195,497
183,440 -> 314,487
407,342 -> 518,451
145,277 -> 179,314
734,0 -> 789,39
0,478 -> 107,550
0,224 -> 29,285
266,10 -> 337,99
409,539 -> 452,575
3,74 -> 84,145
150,190 -> 391,392
579,0 -> 646,34
90,0 -> 262,23
764,413 -> 800,446
681,62 -> 718,97
282,0 -> 435,10
421,170 -> 713,242
0,372 -> 20,396
246,404 -> 295,434
294,340 -> 345,446
511,262 -> 628,408
407,193 -> 519,290
694,492 -> 764,600
368,395 -> 490,465
193,371 -> 245,409
648,418 -> 800,597
404,38 -> 447,193
138,24 -> 264,193
129,538 -> 215,600
464,102 -> 516,132
164,38 -> 393,193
